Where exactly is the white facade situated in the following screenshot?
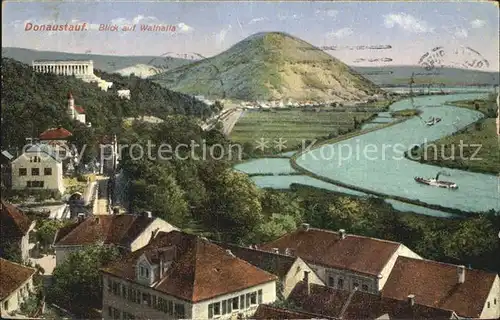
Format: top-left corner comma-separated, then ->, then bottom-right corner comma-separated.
480,275 -> 500,319
282,257 -> 324,299
32,60 -> 113,92
102,274 -> 276,320
11,145 -> 65,195
32,60 -> 94,78
309,244 -> 422,294
117,89 -> 131,100
0,275 -> 34,316
192,281 -> 276,319
20,221 -> 36,262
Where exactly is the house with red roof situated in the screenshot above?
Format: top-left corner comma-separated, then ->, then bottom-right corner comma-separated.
0,258 -> 36,316
39,127 -> 72,142
39,127 -> 73,160
282,280 -> 457,320
67,92 -> 86,125
53,213 -> 178,266
100,230 -> 278,320
381,256 -> 500,319
0,200 -> 35,262
257,224 -> 422,294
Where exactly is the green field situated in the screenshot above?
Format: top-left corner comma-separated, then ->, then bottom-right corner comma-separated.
416,119 -> 499,174
230,110 -> 375,151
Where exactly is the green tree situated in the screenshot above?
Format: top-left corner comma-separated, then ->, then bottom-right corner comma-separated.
203,170 -> 263,243
0,240 -> 23,263
34,219 -> 67,252
255,214 -> 297,243
443,215 -> 498,261
47,245 -> 120,316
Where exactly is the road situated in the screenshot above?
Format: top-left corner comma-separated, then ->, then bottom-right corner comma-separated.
95,176 -> 110,215
222,108 -> 244,136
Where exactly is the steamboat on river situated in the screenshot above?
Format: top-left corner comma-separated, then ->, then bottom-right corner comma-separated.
414,172 -> 458,189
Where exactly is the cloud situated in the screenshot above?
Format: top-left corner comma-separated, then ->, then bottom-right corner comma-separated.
315,9 -> 338,18
110,15 -> 158,26
470,19 -> 486,28
326,27 -> 353,39
248,17 -> 268,25
277,13 -> 302,21
177,22 -> 194,33
216,25 -> 232,47
443,25 -> 468,39
453,28 -> 468,39
383,13 -> 434,33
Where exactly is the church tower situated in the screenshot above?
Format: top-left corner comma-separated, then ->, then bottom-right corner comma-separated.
67,92 -> 75,119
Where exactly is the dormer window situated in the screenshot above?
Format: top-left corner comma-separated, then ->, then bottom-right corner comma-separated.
140,266 -> 150,278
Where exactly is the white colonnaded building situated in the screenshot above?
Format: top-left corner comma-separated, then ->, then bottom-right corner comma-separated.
32,60 -> 113,91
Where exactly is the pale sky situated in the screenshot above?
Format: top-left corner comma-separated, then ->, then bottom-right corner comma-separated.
2,1 -> 499,71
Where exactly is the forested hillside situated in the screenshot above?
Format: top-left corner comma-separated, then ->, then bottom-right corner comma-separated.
1,58 -> 215,149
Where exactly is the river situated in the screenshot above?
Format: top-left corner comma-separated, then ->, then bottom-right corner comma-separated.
234,90 -> 499,216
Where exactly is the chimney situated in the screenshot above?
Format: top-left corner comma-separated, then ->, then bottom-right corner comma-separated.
339,229 -> 346,239
226,249 -> 235,257
407,294 -> 415,307
272,248 -> 279,254
94,217 -> 100,224
285,248 -> 291,256
301,223 -> 310,231
457,265 -> 466,284
304,271 -> 310,295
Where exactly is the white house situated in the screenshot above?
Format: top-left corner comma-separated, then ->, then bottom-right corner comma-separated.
101,231 -> 278,320
0,258 -> 36,316
257,224 -> 422,294
11,144 -> 65,195
52,213 -> 178,266
117,89 -> 131,100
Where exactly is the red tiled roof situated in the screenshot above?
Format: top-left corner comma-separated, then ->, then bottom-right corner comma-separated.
74,105 -> 85,114
54,215 -> 156,247
215,242 -> 296,278
289,281 -> 455,320
381,256 -> 498,318
39,127 -> 73,140
253,304 -> 335,320
102,231 -> 278,302
258,227 -> 400,276
0,258 -> 36,300
0,200 -> 32,239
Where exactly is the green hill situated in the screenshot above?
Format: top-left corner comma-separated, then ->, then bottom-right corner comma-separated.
150,32 -> 384,101
1,58 -> 215,149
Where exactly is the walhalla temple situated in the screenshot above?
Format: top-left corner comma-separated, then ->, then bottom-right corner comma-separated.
32,60 -> 113,91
